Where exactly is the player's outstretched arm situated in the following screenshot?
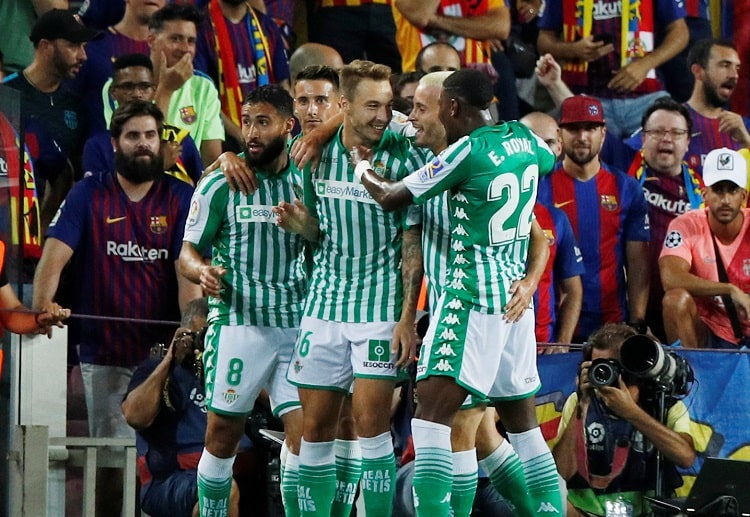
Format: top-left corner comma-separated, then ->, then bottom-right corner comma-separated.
351,145 -> 414,211
203,151 -> 259,195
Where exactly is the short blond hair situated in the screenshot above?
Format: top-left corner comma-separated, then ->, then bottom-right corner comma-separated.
418,71 -> 453,90
340,59 -> 392,100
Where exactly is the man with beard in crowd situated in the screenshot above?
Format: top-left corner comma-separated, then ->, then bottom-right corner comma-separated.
33,100 -> 200,514
537,95 -> 650,343
3,8 -> 103,233
179,85 -> 306,517
684,38 -> 750,176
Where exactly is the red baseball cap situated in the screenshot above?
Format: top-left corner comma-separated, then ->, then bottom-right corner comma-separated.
559,95 -> 605,126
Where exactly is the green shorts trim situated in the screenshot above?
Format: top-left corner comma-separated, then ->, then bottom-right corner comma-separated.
273,401 -> 302,418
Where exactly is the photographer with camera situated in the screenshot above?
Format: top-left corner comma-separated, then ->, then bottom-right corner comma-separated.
551,323 -> 696,517
122,297 -> 247,517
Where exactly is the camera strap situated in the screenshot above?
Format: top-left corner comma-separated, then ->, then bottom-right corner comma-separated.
710,232 -> 744,340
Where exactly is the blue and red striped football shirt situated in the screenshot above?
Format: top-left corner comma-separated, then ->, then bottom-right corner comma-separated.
537,164 -> 650,341
533,203 -> 585,343
46,172 -> 193,366
685,103 -> 750,177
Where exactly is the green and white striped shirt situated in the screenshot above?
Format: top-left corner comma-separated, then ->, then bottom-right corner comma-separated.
303,128 -> 427,322
403,122 -> 555,313
183,159 -> 307,327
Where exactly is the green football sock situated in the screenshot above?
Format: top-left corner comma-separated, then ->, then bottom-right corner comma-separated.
479,440 -> 535,516
359,432 -> 396,517
282,451 -> 301,517
297,439 -> 337,517
412,419 -> 453,517
451,449 -> 478,517
331,439 -> 362,517
508,429 -> 564,516
196,449 -> 235,517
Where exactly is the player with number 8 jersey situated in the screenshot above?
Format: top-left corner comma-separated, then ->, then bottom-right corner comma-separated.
179,86 -> 306,517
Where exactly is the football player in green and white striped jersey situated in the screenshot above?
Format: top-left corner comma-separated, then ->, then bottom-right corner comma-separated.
354,69 -> 564,517
276,60 -> 425,517
178,86 -> 306,517
404,71 -> 554,517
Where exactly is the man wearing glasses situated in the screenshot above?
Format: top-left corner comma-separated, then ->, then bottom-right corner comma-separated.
537,95 -> 650,343
83,53 -> 203,185
626,97 -> 703,342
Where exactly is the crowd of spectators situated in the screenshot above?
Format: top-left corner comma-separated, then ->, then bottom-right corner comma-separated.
1,1 -> 748,516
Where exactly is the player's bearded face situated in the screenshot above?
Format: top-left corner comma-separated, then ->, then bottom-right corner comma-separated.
244,134 -> 286,168
115,146 -> 164,183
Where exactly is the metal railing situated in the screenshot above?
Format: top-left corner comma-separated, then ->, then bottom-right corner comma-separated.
9,425 -> 137,517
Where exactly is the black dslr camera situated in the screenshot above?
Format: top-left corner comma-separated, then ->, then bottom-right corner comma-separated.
589,358 -> 622,388
588,335 -> 694,396
150,327 -> 207,379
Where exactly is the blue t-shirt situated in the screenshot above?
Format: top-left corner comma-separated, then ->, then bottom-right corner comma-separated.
72,27 -> 151,135
3,72 -> 87,180
534,203 -> 585,342
194,7 -> 290,98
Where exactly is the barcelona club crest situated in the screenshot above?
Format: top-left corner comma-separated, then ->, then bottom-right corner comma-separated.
179,105 -> 197,124
600,194 -> 618,211
150,215 -> 168,234
543,229 -> 555,246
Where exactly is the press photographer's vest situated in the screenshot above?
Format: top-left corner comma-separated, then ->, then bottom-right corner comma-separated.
570,396 -> 673,492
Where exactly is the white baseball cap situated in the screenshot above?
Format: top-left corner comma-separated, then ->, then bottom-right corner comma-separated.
703,148 -> 747,189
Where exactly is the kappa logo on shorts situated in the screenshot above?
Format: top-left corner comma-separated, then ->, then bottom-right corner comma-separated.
441,313 -> 460,325
433,359 -> 455,372
368,340 -> 390,362
293,360 -> 303,373
223,388 -> 239,405
436,343 -> 457,357
445,298 -> 464,310
439,328 -> 458,341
